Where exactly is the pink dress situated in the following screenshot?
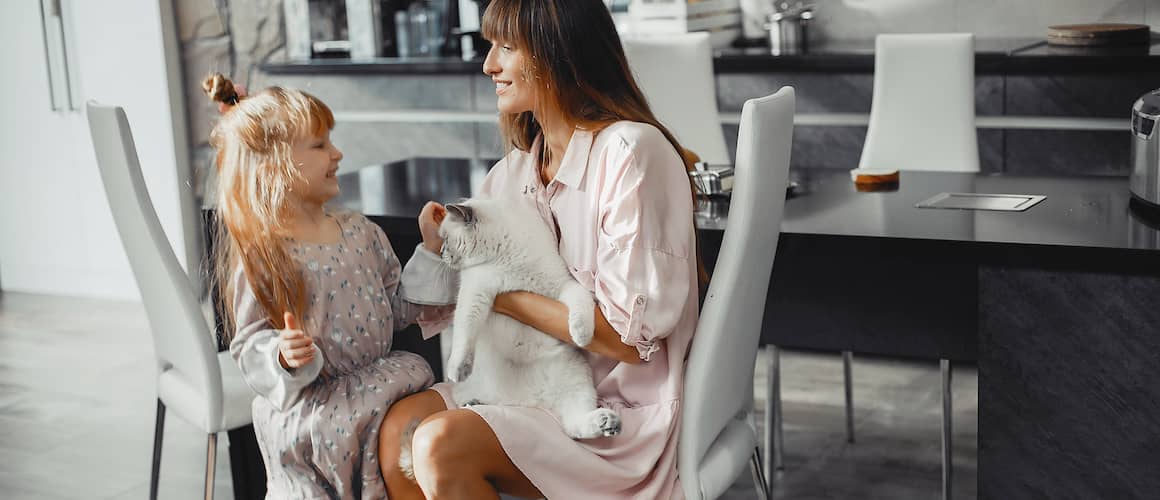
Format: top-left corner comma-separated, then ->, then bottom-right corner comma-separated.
407,121 -> 700,499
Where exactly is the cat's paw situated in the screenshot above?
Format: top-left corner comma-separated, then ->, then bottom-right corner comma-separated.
593,408 -> 622,437
568,309 -> 595,347
446,351 -> 474,382
569,408 -> 622,439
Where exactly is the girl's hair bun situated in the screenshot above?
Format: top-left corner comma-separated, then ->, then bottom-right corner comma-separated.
203,73 -> 241,108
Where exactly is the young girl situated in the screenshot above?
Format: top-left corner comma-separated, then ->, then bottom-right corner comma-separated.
378,0 -> 706,498
204,73 -> 445,499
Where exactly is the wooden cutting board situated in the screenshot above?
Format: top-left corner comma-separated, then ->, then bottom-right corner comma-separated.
1047,23 -> 1151,46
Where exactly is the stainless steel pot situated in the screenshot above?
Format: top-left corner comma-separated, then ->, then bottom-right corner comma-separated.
689,162 -> 734,196
1129,88 -> 1160,208
765,2 -> 813,55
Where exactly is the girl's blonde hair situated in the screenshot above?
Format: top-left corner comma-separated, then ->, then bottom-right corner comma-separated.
203,73 -> 335,339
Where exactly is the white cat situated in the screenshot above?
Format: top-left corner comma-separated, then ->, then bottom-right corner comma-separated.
439,197 -> 621,440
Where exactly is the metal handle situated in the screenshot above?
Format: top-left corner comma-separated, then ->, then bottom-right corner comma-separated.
57,0 -> 79,111
38,0 -> 76,112
39,0 -> 61,111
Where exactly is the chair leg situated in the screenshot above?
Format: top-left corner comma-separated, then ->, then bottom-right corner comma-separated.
150,399 -> 165,500
205,433 -> 218,500
941,359 -> 953,500
843,350 -> 855,443
749,446 -> 771,500
765,344 -> 784,479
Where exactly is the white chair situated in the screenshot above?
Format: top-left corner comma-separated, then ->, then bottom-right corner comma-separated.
679,86 -> 795,500
622,32 -> 732,165
768,33 -> 976,500
859,33 -> 979,173
86,103 -> 255,500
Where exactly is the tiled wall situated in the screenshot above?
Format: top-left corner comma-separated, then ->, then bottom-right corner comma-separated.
807,0 -> 1158,41
174,0 -> 286,201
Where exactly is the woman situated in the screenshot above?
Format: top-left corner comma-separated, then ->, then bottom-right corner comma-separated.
379,0 -> 705,497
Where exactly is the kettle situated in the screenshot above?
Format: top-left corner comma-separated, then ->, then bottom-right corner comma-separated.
1130,88 -> 1160,208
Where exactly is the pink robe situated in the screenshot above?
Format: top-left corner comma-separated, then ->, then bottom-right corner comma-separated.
412,121 -> 700,499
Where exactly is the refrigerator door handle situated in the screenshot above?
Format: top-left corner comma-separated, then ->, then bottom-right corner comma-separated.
39,0 -> 63,111
39,0 -> 78,112
58,0 -> 80,111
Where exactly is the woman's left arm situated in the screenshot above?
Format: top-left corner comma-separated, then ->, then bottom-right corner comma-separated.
581,132 -> 698,363
496,131 -> 697,365
493,291 -> 642,364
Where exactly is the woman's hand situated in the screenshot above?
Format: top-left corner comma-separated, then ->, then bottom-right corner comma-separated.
418,201 -> 446,254
277,312 -> 316,370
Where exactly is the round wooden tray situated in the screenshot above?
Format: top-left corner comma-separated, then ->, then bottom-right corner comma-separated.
1047,23 -> 1151,47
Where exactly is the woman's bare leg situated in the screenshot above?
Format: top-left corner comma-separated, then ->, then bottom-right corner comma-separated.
411,409 -> 544,499
379,390 -> 448,500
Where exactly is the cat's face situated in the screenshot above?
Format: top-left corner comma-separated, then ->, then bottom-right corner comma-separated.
438,199 -> 507,269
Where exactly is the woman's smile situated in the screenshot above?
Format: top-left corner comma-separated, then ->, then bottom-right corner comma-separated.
495,79 -> 512,95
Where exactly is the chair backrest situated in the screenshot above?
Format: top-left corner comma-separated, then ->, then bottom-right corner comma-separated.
86,103 -> 223,422
622,32 -> 732,165
858,33 -> 979,173
679,87 -> 795,499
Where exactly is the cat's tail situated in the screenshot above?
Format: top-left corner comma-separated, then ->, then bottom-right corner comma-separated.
397,417 -> 422,481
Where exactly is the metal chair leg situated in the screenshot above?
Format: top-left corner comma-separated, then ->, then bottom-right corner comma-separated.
205,433 -> 218,500
150,399 -> 165,500
749,446 -> 771,500
765,344 -> 784,479
941,359 -> 952,500
843,350 -> 855,443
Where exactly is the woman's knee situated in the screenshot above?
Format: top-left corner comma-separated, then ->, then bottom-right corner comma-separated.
411,411 -> 477,477
379,391 -> 446,464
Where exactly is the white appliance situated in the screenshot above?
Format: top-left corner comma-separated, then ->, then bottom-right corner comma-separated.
0,0 -> 196,299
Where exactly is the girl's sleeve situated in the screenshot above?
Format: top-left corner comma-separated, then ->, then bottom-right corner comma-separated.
369,223 -> 455,338
228,269 -> 323,411
592,136 -> 697,362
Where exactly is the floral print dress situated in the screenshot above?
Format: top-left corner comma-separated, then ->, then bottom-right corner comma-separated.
230,210 -> 436,499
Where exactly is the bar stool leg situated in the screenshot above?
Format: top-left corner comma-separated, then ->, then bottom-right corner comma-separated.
749,447 -> 770,500
205,433 -> 218,500
941,359 -> 953,500
150,399 -> 165,500
843,351 -> 855,443
765,345 -> 784,478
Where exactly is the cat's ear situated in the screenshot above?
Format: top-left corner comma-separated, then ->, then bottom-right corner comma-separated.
446,204 -> 477,225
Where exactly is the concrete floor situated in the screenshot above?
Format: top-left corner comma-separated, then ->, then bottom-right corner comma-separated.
0,292 -> 977,499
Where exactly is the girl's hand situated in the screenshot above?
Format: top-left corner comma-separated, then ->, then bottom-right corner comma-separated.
418,201 -> 447,254
277,312 -> 316,370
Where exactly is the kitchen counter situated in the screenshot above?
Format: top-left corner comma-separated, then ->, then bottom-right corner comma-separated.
334,157 -> 1160,260
262,37 -> 1160,75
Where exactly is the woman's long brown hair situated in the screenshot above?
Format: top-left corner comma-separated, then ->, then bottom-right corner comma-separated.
482,0 -> 709,283
204,73 -> 335,340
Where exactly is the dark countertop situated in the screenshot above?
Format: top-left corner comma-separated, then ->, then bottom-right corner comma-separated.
262,37 -> 1160,75
333,157 -> 1160,256
713,37 -> 1037,73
